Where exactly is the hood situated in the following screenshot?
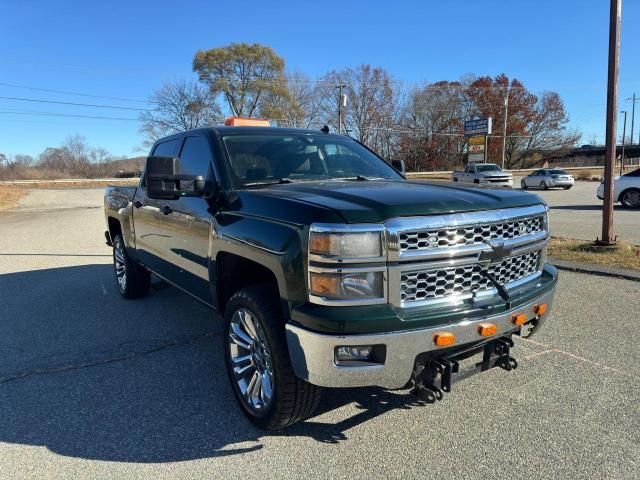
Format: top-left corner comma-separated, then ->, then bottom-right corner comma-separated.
245,180 -> 543,223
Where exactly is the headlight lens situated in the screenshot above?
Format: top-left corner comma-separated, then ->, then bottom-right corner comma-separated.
309,231 -> 382,259
309,271 -> 384,300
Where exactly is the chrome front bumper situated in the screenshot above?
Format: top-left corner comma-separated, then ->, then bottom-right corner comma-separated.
286,286 -> 556,389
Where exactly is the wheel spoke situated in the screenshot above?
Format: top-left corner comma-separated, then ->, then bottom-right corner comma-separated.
230,322 -> 253,350
240,310 -> 259,341
246,370 -> 260,404
260,370 -> 273,405
231,354 -> 254,377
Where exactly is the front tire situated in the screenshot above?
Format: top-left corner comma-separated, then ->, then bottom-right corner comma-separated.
620,188 -> 640,208
563,186 -> 572,190
224,285 -> 322,430
112,233 -> 150,299
541,181 -> 549,190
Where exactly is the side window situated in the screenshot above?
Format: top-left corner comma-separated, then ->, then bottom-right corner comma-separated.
152,139 -> 179,157
179,136 -> 213,176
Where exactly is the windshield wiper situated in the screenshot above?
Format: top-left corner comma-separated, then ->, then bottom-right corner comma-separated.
242,178 -> 293,187
341,175 -> 382,181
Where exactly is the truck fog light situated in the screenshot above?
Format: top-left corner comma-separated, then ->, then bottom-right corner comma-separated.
335,346 -> 373,362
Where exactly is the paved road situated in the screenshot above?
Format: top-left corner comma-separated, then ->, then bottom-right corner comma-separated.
0,189 -> 639,479
512,177 -> 640,244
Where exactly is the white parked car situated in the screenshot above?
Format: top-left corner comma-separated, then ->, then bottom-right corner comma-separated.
597,167 -> 640,208
521,169 -> 574,190
451,163 -> 513,188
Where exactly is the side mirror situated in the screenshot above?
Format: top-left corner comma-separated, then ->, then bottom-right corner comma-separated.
145,156 -> 214,200
391,159 -> 406,175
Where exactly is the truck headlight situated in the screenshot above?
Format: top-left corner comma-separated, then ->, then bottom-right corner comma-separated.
309,269 -> 385,302
309,230 -> 382,260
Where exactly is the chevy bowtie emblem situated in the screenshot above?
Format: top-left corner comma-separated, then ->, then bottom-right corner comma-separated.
479,240 -> 513,263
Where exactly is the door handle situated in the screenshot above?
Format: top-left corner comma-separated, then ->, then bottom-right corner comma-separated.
162,205 -> 173,215
133,200 -> 143,209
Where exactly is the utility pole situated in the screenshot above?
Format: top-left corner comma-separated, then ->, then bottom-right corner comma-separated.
501,87 -> 509,169
620,110 -> 627,175
627,93 -> 636,145
336,84 -> 346,135
600,0 -> 621,246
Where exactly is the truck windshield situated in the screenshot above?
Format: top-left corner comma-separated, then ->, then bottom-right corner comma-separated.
475,164 -> 502,172
222,133 -> 402,187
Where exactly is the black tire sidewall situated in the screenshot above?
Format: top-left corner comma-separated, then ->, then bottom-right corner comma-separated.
621,189 -> 640,208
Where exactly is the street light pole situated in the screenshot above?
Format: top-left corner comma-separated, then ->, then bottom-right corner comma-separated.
501,87 -> 509,169
600,0 -> 621,245
336,84 -> 346,135
627,93 -> 636,145
620,110 -> 627,175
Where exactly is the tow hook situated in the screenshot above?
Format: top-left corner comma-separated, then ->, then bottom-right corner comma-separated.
411,336 -> 518,402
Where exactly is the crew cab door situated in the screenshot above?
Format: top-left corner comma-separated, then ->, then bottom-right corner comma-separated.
132,137 -> 180,276
157,135 -> 214,302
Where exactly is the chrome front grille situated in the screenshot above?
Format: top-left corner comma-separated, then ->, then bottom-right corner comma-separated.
399,215 -> 545,252
400,250 -> 541,304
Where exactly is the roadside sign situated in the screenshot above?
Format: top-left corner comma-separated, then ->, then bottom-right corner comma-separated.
468,153 -> 485,163
469,144 -> 484,153
468,135 -> 485,145
464,118 -> 492,136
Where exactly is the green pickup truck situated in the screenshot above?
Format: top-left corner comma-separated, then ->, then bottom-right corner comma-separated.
104,124 -> 557,429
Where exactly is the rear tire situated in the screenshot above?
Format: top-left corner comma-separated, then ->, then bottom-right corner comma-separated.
563,186 -> 572,190
224,285 -> 322,430
112,233 -> 150,299
521,180 -> 527,190
620,188 -> 640,208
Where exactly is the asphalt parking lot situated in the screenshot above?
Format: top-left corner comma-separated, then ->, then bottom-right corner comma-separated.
0,188 -> 638,479
512,177 -> 640,244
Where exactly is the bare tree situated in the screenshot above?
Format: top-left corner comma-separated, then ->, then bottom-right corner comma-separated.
260,73 -> 323,128
139,79 -> 222,148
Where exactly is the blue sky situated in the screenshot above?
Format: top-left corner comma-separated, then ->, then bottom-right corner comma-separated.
1,0 -> 638,157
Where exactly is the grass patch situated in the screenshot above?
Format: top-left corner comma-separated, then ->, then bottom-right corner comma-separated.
549,237 -> 640,271
0,186 -> 27,212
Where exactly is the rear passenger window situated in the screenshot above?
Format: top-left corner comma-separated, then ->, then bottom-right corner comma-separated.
179,136 -> 213,176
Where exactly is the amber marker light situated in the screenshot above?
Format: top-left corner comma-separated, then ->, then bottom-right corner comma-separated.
433,332 -> 456,347
511,313 -> 528,326
534,303 -> 548,316
477,323 -> 497,336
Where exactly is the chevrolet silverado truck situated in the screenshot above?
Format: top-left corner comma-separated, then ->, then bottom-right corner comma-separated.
452,163 -> 513,188
104,122 -> 557,429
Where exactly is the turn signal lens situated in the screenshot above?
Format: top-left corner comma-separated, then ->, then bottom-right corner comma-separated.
534,303 -> 548,316
477,323 -> 497,336
433,332 -> 456,347
511,313 -> 528,326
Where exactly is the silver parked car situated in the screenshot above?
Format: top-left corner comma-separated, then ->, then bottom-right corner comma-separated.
521,169 -> 574,190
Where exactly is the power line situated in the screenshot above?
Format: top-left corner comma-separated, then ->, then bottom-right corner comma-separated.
0,81 -> 150,104
0,109 -> 139,121
0,95 -> 153,111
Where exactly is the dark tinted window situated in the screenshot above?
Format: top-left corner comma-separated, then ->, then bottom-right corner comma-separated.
179,136 -> 213,176
222,134 -> 400,187
550,169 -> 567,175
624,168 -> 640,177
152,139 -> 179,157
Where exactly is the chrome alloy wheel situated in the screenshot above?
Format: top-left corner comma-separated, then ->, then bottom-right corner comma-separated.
113,238 -> 127,293
228,308 -> 274,412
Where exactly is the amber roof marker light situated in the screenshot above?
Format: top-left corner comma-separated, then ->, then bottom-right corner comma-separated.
224,117 -> 271,127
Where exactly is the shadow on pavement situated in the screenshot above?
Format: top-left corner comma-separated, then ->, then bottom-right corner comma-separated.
0,264 -> 425,463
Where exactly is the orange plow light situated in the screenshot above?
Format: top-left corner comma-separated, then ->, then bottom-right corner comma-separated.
534,303 -> 548,316
477,323 -> 497,337
511,313 -> 528,326
433,332 -> 456,347
224,117 -> 271,127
